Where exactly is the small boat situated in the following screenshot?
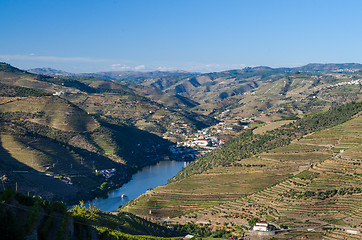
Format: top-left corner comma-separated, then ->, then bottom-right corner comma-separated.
121,194 -> 126,198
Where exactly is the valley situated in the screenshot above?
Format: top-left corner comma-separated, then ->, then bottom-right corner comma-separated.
1,62 -> 362,239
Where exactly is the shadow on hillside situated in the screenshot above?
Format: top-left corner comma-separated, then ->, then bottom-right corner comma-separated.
99,120 -> 173,168
0,140 -> 78,201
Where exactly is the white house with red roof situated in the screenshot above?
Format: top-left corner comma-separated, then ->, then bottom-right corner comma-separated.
253,221 -> 269,231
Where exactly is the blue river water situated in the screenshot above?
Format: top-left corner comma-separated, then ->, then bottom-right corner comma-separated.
85,160 -> 189,212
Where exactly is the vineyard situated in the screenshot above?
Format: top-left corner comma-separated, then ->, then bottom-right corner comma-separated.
124,103 -> 362,239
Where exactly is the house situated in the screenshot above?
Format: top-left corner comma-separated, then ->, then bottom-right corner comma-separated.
346,229 -> 359,235
253,221 -> 269,232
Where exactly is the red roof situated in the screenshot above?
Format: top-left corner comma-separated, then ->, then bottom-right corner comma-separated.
255,222 -> 268,227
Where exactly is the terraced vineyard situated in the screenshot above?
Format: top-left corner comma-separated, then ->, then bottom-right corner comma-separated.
185,114 -> 361,238
124,111 -> 362,239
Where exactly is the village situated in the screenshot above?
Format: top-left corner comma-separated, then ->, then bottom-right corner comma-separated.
167,108 -> 256,160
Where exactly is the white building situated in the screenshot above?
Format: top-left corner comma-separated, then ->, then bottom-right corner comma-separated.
53,91 -> 64,96
193,139 -> 209,147
253,221 -> 269,232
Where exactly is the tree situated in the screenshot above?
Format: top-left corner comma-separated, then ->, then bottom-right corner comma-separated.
248,217 -> 260,227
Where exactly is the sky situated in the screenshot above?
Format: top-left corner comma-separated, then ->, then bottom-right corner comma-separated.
1,0 -> 362,73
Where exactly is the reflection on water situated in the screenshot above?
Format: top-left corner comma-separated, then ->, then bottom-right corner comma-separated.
86,160 -> 188,212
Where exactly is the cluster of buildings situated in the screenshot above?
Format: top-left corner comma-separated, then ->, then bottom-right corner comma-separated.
323,79 -> 362,89
53,89 -> 82,96
96,168 -> 116,179
180,126 -> 225,149
182,137 -> 224,148
62,176 -> 72,185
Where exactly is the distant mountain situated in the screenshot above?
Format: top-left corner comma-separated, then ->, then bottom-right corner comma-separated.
25,62 -> 362,117
27,67 -> 73,76
295,63 -> 362,72
27,67 -> 198,83
28,62 -> 362,78
81,70 -> 198,84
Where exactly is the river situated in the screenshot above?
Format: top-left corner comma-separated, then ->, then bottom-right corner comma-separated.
86,160 -> 189,212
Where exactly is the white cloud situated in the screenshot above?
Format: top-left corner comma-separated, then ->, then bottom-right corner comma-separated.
111,64 -> 132,70
192,63 -> 248,72
111,64 -> 147,71
155,63 -> 248,73
134,65 -> 145,70
0,54 -> 107,63
157,66 -> 171,71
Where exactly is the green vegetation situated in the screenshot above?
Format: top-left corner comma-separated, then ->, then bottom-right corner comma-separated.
0,83 -> 48,97
24,197 -> 41,233
0,189 -> 69,240
1,190 -> 208,240
96,228 -> 170,240
0,62 -> 27,73
281,187 -> 362,200
173,101 -> 362,181
248,217 -> 260,227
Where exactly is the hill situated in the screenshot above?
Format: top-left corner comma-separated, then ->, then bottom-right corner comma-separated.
27,67 -> 73,77
6,63 -> 216,140
127,64 -> 361,120
123,101 -> 362,239
27,63 -> 362,120
0,62 -> 220,202
0,189 -> 233,240
0,189 -> 174,240
2,61 -> 361,204
295,63 -> 362,72
4,62 -> 362,239
0,64 -> 180,202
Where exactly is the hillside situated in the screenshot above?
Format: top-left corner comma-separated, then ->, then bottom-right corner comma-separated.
0,190 -> 174,240
0,189 -> 235,240
132,65 -> 362,122
63,79 -> 216,139
27,63 -> 362,120
27,67 -> 73,77
123,102 -> 362,239
2,61 -> 361,204
295,63 -> 362,72
3,63 -> 216,140
2,62 -> 362,239
0,65 -> 178,202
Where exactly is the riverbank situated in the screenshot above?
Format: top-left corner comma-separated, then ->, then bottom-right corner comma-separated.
83,160 -> 189,212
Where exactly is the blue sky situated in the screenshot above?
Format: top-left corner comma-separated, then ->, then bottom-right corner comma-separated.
1,0 -> 362,73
